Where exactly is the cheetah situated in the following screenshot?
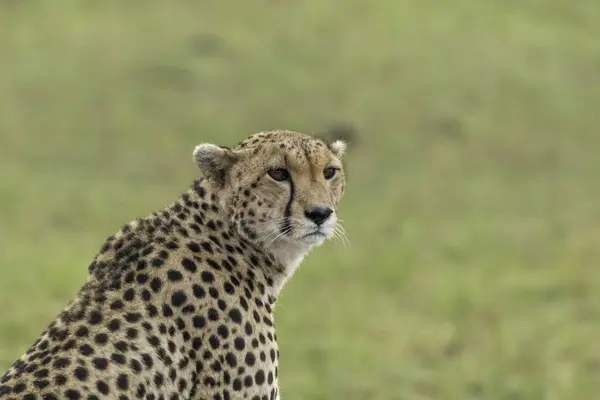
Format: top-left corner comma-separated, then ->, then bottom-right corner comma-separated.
0,130 -> 347,400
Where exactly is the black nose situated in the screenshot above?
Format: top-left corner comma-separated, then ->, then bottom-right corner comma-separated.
304,206 -> 333,225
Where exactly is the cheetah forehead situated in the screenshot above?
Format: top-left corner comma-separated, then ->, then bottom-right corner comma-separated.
234,130 -> 341,162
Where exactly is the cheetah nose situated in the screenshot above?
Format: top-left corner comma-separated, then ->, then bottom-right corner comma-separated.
304,206 -> 333,226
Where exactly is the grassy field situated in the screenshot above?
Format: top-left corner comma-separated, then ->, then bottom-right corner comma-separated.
1,1 -> 600,398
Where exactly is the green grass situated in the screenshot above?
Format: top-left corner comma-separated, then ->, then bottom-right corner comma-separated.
1,0 -> 600,398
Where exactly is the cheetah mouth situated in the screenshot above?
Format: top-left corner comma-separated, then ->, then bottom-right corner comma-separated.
304,231 -> 324,237
300,230 -> 327,240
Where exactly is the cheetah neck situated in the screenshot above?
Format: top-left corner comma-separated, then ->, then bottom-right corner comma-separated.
267,240 -> 314,294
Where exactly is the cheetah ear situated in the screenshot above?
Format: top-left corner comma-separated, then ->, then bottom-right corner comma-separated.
193,143 -> 239,186
329,140 -> 347,158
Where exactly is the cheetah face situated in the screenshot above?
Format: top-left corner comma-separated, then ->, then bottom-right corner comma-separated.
193,131 -> 347,255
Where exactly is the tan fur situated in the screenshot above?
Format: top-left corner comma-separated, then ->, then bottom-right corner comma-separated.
0,130 -> 347,400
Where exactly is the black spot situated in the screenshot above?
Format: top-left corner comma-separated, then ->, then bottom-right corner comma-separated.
79,344 -> 94,356
193,316 -> 206,329
124,271 -> 135,284
225,352 -> 237,368
245,352 -> 256,366
206,220 -> 217,231
92,357 -> 108,370
201,271 -> 214,283
192,284 -> 205,299
186,242 -> 201,252
182,304 -> 196,314
123,288 -> 135,301
232,378 -> 242,391
268,371 -> 274,384
167,269 -> 183,281
171,291 -> 187,307
210,360 -> 222,373
96,380 -> 110,395
203,376 -> 216,387
111,353 -> 127,365
94,333 -> 108,345
88,310 -> 103,325
54,374 -> 67,385
130,358 -> 143,373
12,383 -> 26,393
153,373 -> 164,387
168,341 -> 177,353
208,335 -> 220,349
74,366 -> 89,381
255,369 -> 265,385
136,383 -> 146,398
110,299 -> 124,310
116,374 -> 129,390
115,340 -> 129,353
136,259 -> 147,271
228,308 -> 242,324
33,379 -> 49,389
206,258 -> 221,270
141,289 -> 152,301
142,354 -> 153,369
217,325 -> 229,339
75,326 -> 89,337
192,337 -> 202,350
126,328 -> 139,339
150,277 -> 163,292
201,242 -> 213,253
189,223 -> 201,233
165,240 -> 179,250
181,258 -> 197,273
223,282 -> 235,294
53,357 -> 71,369
108,318 -> 121,332
162,304 -> 174,317
234,337 -> 245,351
147,304 -> 158,317
125,312 -> 142,323
207,308 -> 219,321
34,369 -> 48,379
151,258 -> 165,267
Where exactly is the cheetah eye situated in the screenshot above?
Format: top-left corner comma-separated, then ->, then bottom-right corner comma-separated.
323,167 -> 337,180
267,168 -> 290,182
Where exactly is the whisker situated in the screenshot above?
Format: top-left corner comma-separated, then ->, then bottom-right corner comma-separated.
333,223 -> 351,248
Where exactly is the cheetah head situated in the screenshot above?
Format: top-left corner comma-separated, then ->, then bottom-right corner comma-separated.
193,130 -> 347,269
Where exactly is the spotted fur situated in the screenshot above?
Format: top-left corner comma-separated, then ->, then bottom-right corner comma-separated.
0,130 -> 347,400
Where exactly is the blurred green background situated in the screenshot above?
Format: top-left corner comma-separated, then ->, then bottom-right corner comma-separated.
1,1 -> 600,399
